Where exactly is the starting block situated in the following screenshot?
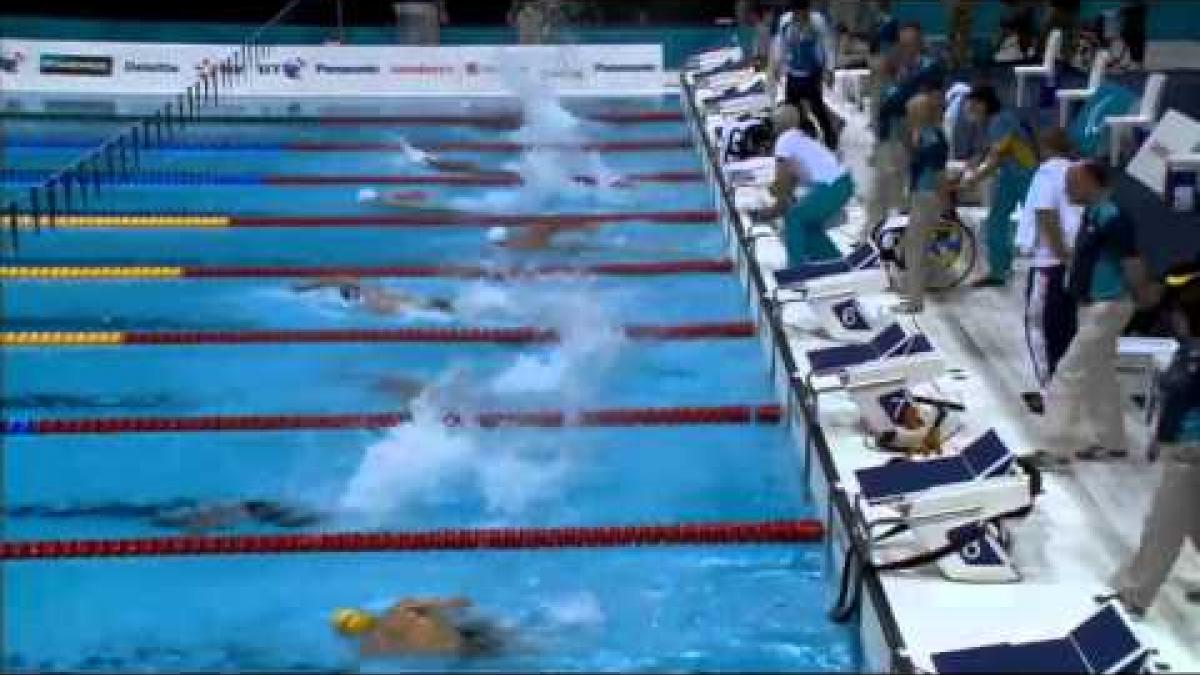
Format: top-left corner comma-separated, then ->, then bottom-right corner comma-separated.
772,244 -> 887,342
854,430 -> 1036,583
930,602 -> 1151,673
803,323 -> 946,393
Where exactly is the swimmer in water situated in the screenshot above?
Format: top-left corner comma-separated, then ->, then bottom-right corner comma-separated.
292,277 -> 455,317
151,500 -> 321,533
399,137 -> 483,174
487,221 -> 602,251
332,598 -> 509,658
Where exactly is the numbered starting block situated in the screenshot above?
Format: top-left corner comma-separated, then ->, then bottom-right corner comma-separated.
854,430 -> 1037,583
772,244 -> 886,342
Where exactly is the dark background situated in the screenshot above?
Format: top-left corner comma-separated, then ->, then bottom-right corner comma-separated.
0,1 -> 732,26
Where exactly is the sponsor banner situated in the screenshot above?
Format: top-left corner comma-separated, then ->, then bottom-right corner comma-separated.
0,39 -> 664,96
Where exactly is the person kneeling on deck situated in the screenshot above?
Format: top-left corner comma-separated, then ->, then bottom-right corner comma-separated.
748,104 -> 855,264
332,597 -> 509,658
896,92 -> 950,314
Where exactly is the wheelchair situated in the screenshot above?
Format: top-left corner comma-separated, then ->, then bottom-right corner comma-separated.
869,206 -> 977,291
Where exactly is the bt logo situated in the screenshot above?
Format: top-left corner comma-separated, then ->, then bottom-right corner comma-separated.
0,51 -> 26,74
258,58 -> 307,79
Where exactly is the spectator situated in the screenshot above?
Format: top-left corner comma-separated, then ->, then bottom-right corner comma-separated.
995,0 -> 1039,63
942,0 -> 975,71
1109,258 -> 1200,617
1041,0 -> 1082,65
960,83 -> 1037,287
1033,160 -> 1161,469
1119,0 -> 1148,70
1015,127 -> 1081,413
865,22 -> 945,240
748,104 -> 855,264
769,0 -> 839,150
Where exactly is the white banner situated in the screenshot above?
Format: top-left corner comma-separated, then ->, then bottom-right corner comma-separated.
0,40 -> 665,97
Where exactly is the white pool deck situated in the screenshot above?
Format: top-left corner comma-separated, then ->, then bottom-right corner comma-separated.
684,73 -> 1199,672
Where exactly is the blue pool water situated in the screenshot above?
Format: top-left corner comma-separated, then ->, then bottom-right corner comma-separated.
0,93 -> 858,672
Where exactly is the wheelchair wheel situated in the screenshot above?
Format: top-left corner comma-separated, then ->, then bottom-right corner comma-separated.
869,210 -> 977,291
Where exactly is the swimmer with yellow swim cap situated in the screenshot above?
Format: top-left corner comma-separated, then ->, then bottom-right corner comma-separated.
331,597 -> 507,658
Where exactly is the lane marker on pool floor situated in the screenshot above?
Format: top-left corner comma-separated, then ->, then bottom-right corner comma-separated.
3,138 -> 694,153
11,210 -> 717,229
0,322 -> 754,347
1,170 -> 705,188
3,404 -> 783,435
0,519 -> 822,560
0,259 -> 733,280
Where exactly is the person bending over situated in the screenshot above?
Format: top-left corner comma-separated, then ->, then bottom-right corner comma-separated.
292,277 -> 455,317
332,597 -> 509,658
748,104 -> 855,264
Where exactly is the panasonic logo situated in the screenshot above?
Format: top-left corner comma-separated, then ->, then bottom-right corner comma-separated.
594,63 -> 656,73
315,64 -> 380,74
125,61 -> 179,73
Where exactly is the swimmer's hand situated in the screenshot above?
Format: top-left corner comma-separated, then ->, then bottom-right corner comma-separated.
358,187 -> 381,204
399,138 -> 434,165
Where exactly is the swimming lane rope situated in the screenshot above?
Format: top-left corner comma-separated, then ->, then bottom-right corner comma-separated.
0,260 -> 733,280
0,170 -> 704,187
0,322 -> 754,347
3,404 -> 783,435
0,519 -> 823,560
9,210 -> 717,229
5,138 -> 693,153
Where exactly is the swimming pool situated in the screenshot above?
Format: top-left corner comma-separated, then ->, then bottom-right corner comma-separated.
1,93 -> 858,672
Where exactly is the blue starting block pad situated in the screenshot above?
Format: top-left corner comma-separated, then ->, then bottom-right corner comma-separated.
856,430 -> 1014,503
806,323 -> 933,373
775,243 -> 881,287
931,602 -> 1150,673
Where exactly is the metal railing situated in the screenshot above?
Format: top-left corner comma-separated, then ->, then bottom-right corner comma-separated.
0,0 -> 313,258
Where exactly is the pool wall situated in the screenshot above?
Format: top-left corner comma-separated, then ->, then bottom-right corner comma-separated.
678,77 -> 909,673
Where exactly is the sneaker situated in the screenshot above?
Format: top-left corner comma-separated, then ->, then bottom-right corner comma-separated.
892,300 -> 924,315
1074,446 -> 1129,461
1021,391 -> 1045,415
1094,592 -> 1146,620
1024,450 -> 1072,471
969,278 -> 1007,289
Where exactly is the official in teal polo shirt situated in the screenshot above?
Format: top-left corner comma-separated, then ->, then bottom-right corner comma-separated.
1036,161 -> 1160,468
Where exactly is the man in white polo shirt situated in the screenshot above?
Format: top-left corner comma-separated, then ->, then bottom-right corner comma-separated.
749,104 -> 855,263
1016,127 -> 1081,412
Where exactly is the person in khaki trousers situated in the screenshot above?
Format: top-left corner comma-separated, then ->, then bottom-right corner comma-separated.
897,93 -> 949,314
1109,263 -> 1200,617
1034,161 -> 1161,468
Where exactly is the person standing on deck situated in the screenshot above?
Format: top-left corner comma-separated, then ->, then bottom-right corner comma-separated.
769,0 -> 839,150
865,22 -> 945,242
896,93 -> 950,315
959,84 -> 1038,288
748,104 -> 855,264
1033,160 -> 1160,469
1015,127 -> 1081,413
1108,260 -> 1200,617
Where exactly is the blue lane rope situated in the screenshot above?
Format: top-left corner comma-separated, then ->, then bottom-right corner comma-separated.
1,171 -> 262,186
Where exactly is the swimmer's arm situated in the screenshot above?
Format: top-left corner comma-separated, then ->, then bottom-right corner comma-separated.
395,597 -> 472,612
425,157 -> 483,173
292,277 -> 361,292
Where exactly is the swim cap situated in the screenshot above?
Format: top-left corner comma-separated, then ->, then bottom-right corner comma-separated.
331,608 -> 376,636
487,226 -> 510,244
357,188 -> 379,203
